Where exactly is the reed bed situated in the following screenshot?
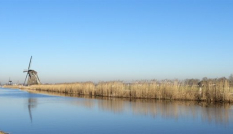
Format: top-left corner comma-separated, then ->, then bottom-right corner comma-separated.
27,78 -> 233,103
21,88 -> 233,124
0,131 -> 8,134
2,85 -> 28,89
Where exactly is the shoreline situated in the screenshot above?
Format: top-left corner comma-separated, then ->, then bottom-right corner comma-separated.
3,80 -> 233,103
0,131 -> 8,134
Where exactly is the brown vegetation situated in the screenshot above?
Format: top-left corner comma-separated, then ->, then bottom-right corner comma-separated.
0,131 -> 8,134
16,89 -> 233,124
3,76 -> 233,102
16,77 -> 232,103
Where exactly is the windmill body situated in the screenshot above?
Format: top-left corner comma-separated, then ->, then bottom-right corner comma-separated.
26,70 -> 41,85
23,56 -> 41,86
8,78 -> 12,85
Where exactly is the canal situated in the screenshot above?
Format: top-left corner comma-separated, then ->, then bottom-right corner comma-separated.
0,88 -> 233,134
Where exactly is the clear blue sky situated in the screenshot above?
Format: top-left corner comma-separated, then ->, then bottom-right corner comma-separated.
0,0 -> 233,84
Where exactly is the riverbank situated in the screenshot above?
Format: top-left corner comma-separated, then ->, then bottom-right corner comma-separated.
0,131 -> 8,134
3,79 -> 233,103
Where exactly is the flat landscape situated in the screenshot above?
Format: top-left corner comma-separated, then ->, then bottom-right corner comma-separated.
1,0 -> 233,133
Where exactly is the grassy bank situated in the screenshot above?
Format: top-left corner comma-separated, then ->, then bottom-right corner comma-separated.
3,78 -> 233,102
0,131 -> 8,134
16,89 -> 233,124
14,78 -> 233,102
2,85 -> 28,89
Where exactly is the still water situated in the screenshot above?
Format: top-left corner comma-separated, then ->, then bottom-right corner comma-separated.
0,88 -> 233,134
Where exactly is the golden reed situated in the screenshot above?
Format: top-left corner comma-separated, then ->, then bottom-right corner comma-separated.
0,131 -> 8,134
4,78 -> 233,102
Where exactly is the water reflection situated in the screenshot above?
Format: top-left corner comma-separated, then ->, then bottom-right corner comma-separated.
97,98 -> 233,125
27,98 -> 37,123
26,90 -> 233,125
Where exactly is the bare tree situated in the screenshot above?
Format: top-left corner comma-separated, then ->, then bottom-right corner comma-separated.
184,79 -> 200,86
229,74 -> 233,87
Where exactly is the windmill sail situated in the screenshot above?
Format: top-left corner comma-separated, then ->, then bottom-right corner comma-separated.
23,56 -> 41,86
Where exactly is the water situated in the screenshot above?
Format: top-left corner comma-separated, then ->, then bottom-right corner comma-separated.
0,88 -> 233,134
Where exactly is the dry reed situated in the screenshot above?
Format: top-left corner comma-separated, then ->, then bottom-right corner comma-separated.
18,89 -> 233,124
3,77 -> 233,102
0,131 -> 8,134
22,78 -> 233,103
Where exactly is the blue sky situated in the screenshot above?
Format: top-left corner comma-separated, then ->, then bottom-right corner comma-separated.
0,0 -> 233,84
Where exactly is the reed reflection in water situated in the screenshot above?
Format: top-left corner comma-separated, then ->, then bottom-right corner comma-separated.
27,90 -> 233,125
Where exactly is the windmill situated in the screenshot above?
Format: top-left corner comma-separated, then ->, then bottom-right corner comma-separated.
23,56 -> 41,86
8,78 -> 12,85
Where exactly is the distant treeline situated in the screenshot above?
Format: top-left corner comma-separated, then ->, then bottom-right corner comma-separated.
4,74 -> 233,103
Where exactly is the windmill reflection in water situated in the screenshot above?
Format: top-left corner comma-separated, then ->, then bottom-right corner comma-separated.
27,98 -> 37,123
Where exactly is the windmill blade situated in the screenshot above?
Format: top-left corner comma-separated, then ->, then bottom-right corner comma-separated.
24,73 -> 28,86
28,56 -> 32,70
